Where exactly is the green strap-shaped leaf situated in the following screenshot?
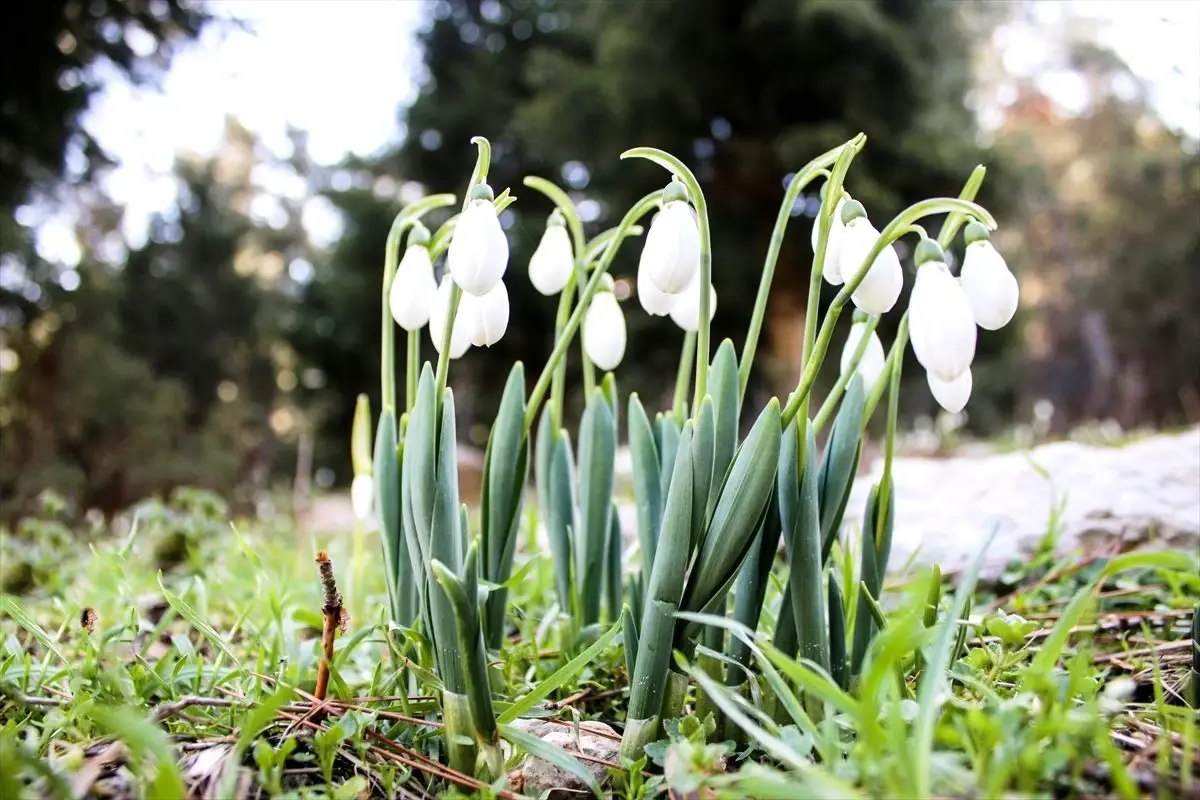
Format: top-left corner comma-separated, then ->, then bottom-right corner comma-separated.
656,414 -> 681,504
628,394 -> 662,576
403,365 -> 438,566
374,408 -> 404,625
727,487 -> 782,678
627,422 -> 695,725
773,583 -> 798,659
817,375 -> 865,562
827,576 -> 848,690
432,544 -> 498,744
682,399 -> 782,616
428,386 -> 465,695
577,389 -> 616,625
784,424 -> 829,674
690,397 -> 716,550
605,501 -> 624,622
481,363 -> 529,649
546,429 -> 577,614
708,340 -> 741,517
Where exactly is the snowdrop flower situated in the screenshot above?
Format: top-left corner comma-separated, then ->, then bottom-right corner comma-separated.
959,222 -> 1018,330
637,265 -> 678,316
388,223 -> 438,331
583,278 -> 626,371
668,274 -> 717,333
446,184 -> 509,296
351,474 -> 374,521
927,367 -> 972,413
811,193 -> 849,285
529,211 -> 574,296
638,183 -> 700,294
839,318 -> 887,391
428,276 -> 472,359
908,239 -> 977,382
835,201 -> 903,315
462,281 -> 509,348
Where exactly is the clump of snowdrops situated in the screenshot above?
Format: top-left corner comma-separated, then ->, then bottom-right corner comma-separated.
348,134 -> 1018,779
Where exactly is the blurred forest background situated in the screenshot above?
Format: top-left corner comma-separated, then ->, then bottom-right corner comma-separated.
1,0 -> 1197,523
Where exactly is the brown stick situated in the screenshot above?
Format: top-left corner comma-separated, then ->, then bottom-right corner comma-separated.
314,550 -> 345,703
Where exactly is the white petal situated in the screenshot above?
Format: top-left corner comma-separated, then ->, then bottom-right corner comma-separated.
839,322 -> 887,391
389,246 -> 438,331
447,199 -> 509,296
351,474 -> 374,521
668,274 -> 717,333
812,196 -> 847,285
839,219 -> 903,315
960,241 -> 1019,330
529,226 -> 574,296
464,281 -> 509,347
637,265 -> 679,316
908,262 -> 976,381
583,292 -> 626,371
640,201 -> 699,294
428,277 -> 472,359
927,368 -> 972,413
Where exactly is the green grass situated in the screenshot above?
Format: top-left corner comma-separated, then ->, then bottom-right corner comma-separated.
1,489 -> 1196,799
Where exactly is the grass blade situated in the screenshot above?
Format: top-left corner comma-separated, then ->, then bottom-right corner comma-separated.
500,722 -> 602,798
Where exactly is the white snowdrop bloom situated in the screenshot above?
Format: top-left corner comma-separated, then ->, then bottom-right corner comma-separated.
428,276 -> 472,359
638,199 -> 700,294
836,210 -> 904,315
462,280 -> 509,348
583,289 -> 626,371
908,250 -> 977,382
927,367 -> 972,413
811,195 -> 849,285
351,474 -> 374,521
529,218 -> 573,296
959,228 -> 1018,330
637,264 -> 679,316
389,244 -> 438,331
667,274 -> 717,333
839,320 -> 887,391
446,191 -> 509,296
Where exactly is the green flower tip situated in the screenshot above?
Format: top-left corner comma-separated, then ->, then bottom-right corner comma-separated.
840,199 -> 867,226
851,309 -> 870,325
964,220 -> 991,246
469,183 -> 495,203
547,209 -> 567,228
407,221 -> 431,247
914,237 -> 946,266
662,180 -> 689,205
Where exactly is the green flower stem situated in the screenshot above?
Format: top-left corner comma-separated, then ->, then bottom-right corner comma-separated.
813,314 -> 880,433
433,137 -> 492,406
581,341 -> 596,396
524,190 -> 664,433
406,328 -> 420,413
379,194 -> 457,411
873,314 -> 905,552
523,177 -> 589,428
793,139 -> 863,468
862,314 -> 907,426
779,196 -> 995,428
672,331 -> 697,424
619,147 -> 713,413
739,135 -> 866,402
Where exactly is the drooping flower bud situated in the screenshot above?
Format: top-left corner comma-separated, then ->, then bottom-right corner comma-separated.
638,189 -> 700,294
529,212 -> 574,296
583,282 -> 626,371
811,193 -> 849,285
927,367 -> 972,413
908,240 -> 976,382
836,202 -> 903,315
428,276 -> 472,359
839,320 -> 887,391
389,241 -> 438,331
668,274 -> 717,333
959,222 -> 1018,331
462,280 -> 509,348
637,265 -> 678,316
446,184 -> 509,296
351,474 -> 374,522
